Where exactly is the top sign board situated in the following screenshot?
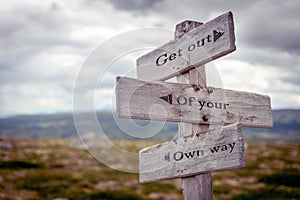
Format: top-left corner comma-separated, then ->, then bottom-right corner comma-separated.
137,12 -> 236,81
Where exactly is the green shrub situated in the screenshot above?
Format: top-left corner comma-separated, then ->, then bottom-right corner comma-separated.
213,185 -> 231,194
232,187 -> 300,200
68,190 -> 144,200
0,160 -> 42,169
17,172 -> 78,199
142,182 -> 177,194
258,168 -> 300,187
84,169 -> 138,183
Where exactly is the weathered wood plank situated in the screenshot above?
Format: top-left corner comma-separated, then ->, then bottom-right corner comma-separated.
139,123 -> 245,183
175,20 -> 213,200
178,68 -> 213,200
182,174 -> 212,200
116,76 -> 273,128
136,12 -> 236,81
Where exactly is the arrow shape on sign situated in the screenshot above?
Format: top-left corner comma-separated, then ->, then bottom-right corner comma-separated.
116,76 -> 273,128
136,12 -> 236,81
163,152 -> 171,162
139,123 -> 245,183
159,94 -> 173,105
213,30 -> 224,42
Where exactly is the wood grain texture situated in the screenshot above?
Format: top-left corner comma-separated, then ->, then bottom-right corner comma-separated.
182,174 -> 212,200
136,12 -> 236,81
116,76 -> 273,128
178,68 -> 213,200
176,21 -> 213,200
139,123 -> 245,183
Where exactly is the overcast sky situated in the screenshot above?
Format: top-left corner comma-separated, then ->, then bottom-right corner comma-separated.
1,0 -> 300,117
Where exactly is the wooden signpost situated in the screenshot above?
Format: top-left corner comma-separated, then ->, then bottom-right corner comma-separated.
115,11 -> 273,200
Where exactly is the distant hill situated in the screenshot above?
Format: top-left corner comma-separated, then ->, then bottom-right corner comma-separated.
243,109 -> 300,141
0,112 -> 177,141
0,110 -> 299,142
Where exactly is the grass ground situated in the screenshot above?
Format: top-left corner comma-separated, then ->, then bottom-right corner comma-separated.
0,138 -> 299,200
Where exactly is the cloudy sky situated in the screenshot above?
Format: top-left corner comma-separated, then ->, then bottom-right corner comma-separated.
1,0 -> 300,117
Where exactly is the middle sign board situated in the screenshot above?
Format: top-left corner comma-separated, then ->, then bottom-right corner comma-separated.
116,76 -> 273,128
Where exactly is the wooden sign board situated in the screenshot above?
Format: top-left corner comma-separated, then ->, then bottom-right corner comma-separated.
116,76 -> 273,128
139,123 -> 245,183
137,12 -> 236,81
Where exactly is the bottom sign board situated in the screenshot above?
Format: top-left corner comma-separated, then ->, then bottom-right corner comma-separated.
139,123 -> 245,183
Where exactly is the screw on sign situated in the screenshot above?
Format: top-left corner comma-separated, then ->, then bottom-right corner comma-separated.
116,76 -> 272,128
115,11 -> 273,200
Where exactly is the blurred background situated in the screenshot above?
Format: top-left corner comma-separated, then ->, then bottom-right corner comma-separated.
0,0 -> 299,199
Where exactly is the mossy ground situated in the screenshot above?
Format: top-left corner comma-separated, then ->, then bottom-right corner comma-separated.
0,139 -> 299,199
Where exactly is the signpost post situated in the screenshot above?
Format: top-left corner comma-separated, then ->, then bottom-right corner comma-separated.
175,21 -> 214,199
115,11 -> 273,200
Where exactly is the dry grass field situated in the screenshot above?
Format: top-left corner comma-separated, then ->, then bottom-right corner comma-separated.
0,138 -> 299,200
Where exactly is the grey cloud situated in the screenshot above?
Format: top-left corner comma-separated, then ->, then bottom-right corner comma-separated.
0,3 -> 87,52
145,0 -> 250,28
107,0 -> 163,12
282,79 -> 300,90
1,0 -> 300,116
238,0 -> 300,55
0,2 -> 88,88
229,47 -> 300,96
231,47 -> 300,69
154,0 -> 300,55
